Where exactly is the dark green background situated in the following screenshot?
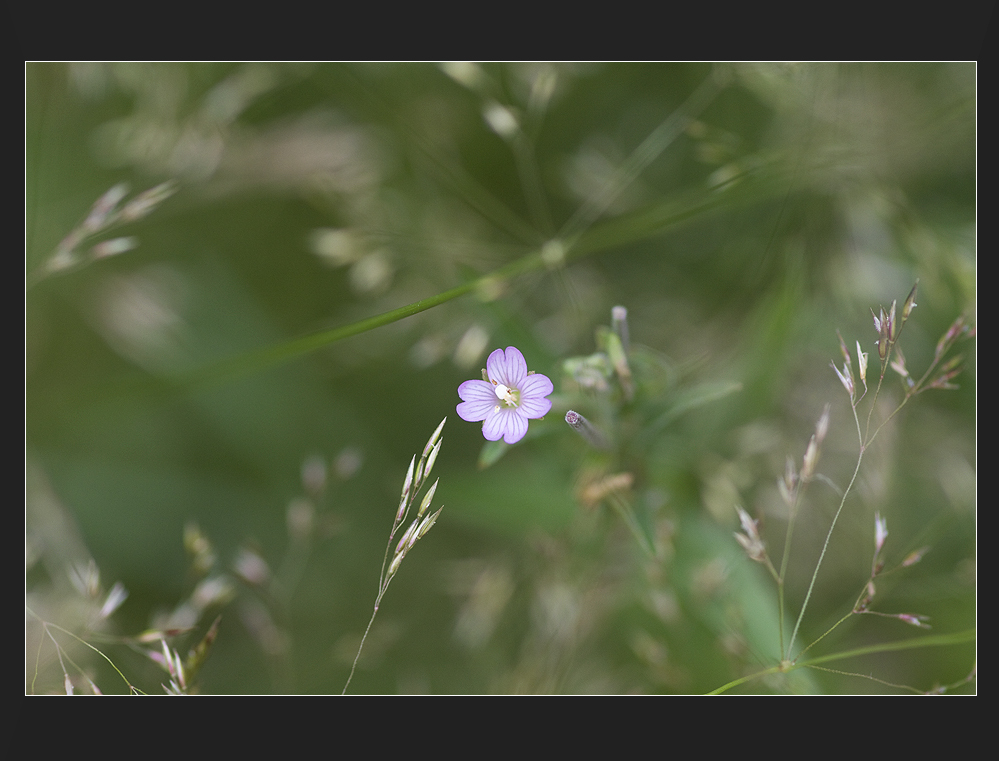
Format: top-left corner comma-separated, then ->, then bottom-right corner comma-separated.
27,63 -> 975,694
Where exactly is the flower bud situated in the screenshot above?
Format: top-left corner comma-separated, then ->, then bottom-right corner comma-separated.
417,478 -> 439,519
611,305 -> 630,352
896,613 -> 931,629
82,183 -> 129,233
395,520 -> 418,556
901,281 -> 918,324
801,435 -> 819,481
397,455 -> 416,522
832,361 -> 854,398
734,505 -> 766,562
902,546 -> 930,567
837,330 -> 852,367
778,457 -> 797,507
815,404 -> 830,445
873,307 -> 890,361
422,417 -> 447,459
874,512 -> 888,554
855,341 -> 868,384
565,410 -> 610,450
934,314 -> 969,361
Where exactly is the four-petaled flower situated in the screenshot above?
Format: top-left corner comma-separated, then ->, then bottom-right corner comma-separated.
456,346 -> 553,444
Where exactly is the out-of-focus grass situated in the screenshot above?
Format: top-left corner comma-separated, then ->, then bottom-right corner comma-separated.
26,63 -> 975,694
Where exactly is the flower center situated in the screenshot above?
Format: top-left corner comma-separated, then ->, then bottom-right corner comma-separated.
493,382 -> 520,408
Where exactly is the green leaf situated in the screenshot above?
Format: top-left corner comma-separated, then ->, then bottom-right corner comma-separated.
477,439 -> 509,469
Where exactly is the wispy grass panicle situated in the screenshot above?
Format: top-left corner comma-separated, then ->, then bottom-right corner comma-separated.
850,512 -> 933,634
718,283 -> 975,694
734,505 -> 768,566
342,418 -> 447,694
793,285 -> 969,655
29,180 -> 177,287
26,540 -> 226,695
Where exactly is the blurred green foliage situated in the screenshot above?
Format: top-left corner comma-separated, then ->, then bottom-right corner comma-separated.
26,63 -> 975,694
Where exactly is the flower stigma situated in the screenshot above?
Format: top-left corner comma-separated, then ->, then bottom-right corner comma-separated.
493,382 -> 519,407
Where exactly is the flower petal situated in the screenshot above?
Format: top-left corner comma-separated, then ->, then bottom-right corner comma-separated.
503,413 -> 528,444
518,373 -> 553,418
488,346 -> 527,387
458,379 -> 496,402
481,408 -> 510,441
518,394 -> 552,419
480,407 -> 529,444
457,380 -> 499,422
520,372 -> 553,397
484,349 -> 506,383
457,400 -> 494,422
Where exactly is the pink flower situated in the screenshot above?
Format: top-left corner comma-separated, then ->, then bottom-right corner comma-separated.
456,347 -> 553,444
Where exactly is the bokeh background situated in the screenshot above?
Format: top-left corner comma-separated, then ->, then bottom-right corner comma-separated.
26,62 -> 975,694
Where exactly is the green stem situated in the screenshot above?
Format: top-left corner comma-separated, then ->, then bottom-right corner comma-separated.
706,628 -> 975,694
175,73 -> 740,393
342,583 -> 391,696
26,607 -> 141,694
787,402 -> 864,659
181,235 -> 570,392
183,278 -> 480,390
777,488 -> 803,660
608,493 -> 656,559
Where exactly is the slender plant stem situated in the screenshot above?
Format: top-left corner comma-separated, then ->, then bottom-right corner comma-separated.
342,421 -> 444,695
787,403 -> 865,659
341,584 -> 392,695
706,627 -> 975,694
776,488 -> 804,660
608,493 -> 656,559
26,607 -> 141,694
174,72 -> 735,394
786,331 -> 925,660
